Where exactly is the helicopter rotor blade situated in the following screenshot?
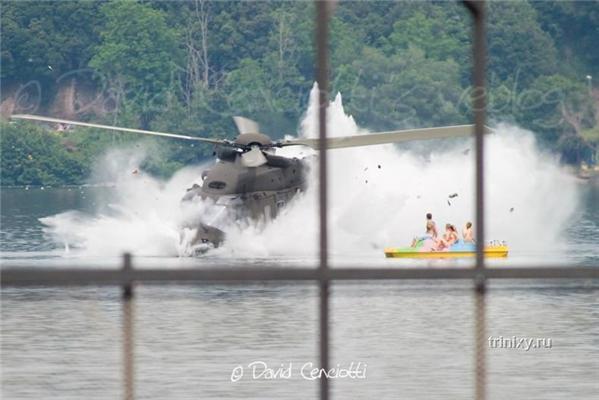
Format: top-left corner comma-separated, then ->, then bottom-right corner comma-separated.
11,114 -> 229,146
241,145 -> 268,167
233,116 -> 260,135
278,124 -> 492,150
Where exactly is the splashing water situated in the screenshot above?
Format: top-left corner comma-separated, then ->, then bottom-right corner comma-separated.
41,85 -> 579,261
41,148 -> 208,257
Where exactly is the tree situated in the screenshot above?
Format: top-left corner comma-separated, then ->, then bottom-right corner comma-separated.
89,0 -> 182,127
487,1 -> 559,86
506,74 -> 595,145
334,46 -> 465,131
1,1 -> 101,80
2,0 -> 598,187
0,121 -> 88,185
384,9 -> 469,64
532,1 -> 599,77
182,0 -> 212,110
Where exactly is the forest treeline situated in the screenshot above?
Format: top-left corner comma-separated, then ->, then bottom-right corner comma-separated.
1,0 -> 598,185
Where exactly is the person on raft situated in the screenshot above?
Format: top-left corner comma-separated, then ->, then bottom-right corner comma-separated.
436,224 -> 459,250
463,222 -> 475,243
426,213 -> 438,239
411,213 -> 438,247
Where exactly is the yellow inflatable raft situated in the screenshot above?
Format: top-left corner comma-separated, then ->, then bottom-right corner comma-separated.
384,242 -> 508,259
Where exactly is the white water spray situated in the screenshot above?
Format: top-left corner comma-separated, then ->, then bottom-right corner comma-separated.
41,85 -> 579,261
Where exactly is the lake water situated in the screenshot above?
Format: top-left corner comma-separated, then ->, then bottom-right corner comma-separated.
1,185 -> 598,399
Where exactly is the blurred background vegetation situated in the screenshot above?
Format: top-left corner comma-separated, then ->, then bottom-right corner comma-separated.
1,0 -> 597,185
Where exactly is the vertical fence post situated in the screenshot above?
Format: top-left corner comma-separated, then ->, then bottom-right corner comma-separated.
474,277 -> 487,400
463,1 -> 488,400
122,253 -> 134,400
316,1 -> 330,400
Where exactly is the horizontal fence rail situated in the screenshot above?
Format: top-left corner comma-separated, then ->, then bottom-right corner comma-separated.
2,264 -> 599,286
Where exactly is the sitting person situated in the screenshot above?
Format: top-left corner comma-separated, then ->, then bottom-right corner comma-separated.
436,224 -> 458,251
463,222 -> 475,243
411,213 -> 438,247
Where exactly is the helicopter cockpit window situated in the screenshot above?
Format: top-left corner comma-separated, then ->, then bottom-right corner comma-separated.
208,181 -> 226,190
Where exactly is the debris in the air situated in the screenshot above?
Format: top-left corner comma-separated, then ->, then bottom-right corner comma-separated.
378,165 -> 381,169
48,65 -> 53,71
463,148 -> 470,155
363,167 -> 368,171
449,193 -> 458,198
509,207 -> 514,212
132,169 -> 138,175
447,200 -> 451,206
365,180 -> 368,184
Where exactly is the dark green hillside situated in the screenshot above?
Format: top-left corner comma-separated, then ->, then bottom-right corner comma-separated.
1,0 -> 597,185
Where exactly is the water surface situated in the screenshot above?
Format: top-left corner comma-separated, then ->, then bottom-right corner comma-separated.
1,186 -> 598,399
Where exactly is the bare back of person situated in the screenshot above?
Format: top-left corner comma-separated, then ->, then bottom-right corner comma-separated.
426,220 -> 437,237
411,213 -> 438,247
463,222 -> 474,243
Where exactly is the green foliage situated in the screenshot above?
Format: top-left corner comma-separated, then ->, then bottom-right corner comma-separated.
333,45 -> 465,130
581,127 -> 599,144
1,1 -> 102,80
557,134 -> 595,165
527,75 -> 593,139
2,0 -> 598,186
487,1 -> 559,86
384,9 -> 469,64
89,0 -> 182,126
0,121 -> 88,186
531,1 -> 599,76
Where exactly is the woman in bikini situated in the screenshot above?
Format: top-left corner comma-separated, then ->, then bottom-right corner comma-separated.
436,224 -> 458,251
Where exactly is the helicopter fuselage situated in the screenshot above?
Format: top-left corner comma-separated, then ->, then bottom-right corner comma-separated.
182,153 -> 309,247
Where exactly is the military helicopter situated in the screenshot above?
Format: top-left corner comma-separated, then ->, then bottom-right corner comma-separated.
12,113 -> 478,249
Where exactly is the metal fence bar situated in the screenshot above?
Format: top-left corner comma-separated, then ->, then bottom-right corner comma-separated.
316,2 -> 331,399
122,253 -> 134,400
474,281 -> 487,400
2,266 -> 599,286
464,1 -> 487,272
463,1 -> 488,399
